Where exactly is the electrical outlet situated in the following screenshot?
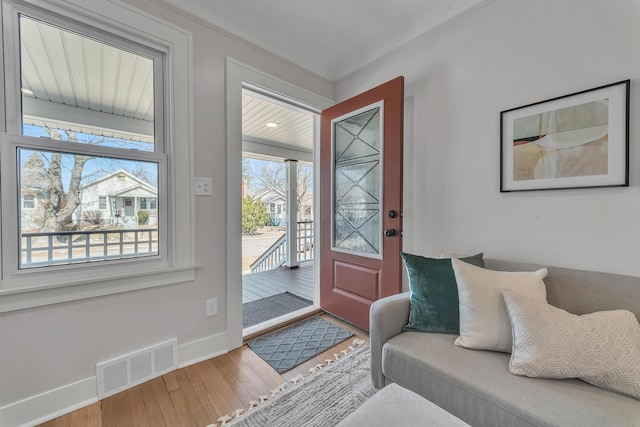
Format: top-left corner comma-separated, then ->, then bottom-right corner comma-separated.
194,177 -> 213,196
205,298 -> 218,317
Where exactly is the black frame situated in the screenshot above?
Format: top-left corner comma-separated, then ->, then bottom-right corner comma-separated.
500,80 -> 630,192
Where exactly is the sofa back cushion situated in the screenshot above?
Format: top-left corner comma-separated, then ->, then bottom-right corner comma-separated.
484,259 -> 640,319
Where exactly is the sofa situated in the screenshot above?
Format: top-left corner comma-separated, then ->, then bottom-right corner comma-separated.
370,258 -> 640,427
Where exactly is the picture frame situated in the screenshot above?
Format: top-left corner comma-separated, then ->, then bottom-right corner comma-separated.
500,80 -> 630,192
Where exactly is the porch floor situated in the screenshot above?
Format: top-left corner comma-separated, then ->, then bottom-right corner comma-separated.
242,261 -> 314,303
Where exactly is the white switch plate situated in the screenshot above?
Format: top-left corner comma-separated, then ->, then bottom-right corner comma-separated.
206,298 -> 218,317
194,177 -> 213,196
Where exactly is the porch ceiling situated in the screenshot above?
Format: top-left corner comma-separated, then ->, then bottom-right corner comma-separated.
242,90 -> 315,161
19,16 -> 315,159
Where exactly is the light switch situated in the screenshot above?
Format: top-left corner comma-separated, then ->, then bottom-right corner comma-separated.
194,177 -> 213,196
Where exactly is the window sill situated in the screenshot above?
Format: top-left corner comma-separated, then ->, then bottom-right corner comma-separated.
0,265 -> 199,313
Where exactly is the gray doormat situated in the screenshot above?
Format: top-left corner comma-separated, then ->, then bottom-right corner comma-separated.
247,316 -> 354,373
243,292 -> 313,328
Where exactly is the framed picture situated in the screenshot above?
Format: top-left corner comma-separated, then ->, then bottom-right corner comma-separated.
500,80 -> 630,192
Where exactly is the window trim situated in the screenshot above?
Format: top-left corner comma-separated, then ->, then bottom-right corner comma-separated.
0,0 -> 196,313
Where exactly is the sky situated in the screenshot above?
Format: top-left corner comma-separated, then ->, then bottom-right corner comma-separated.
21,124 -> 158,191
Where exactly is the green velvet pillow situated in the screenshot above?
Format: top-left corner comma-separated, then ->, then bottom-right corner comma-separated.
402,252 -> 484,333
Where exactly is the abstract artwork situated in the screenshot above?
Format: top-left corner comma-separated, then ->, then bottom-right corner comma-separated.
501,80 -> 629,192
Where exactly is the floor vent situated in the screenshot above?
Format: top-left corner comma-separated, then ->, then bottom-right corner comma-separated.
97,338 -> 177,399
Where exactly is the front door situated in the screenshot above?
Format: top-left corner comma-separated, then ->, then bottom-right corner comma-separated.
124,197 -> 134,217
320,77 -> 404,330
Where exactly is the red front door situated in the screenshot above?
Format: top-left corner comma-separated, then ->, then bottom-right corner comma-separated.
320,77 -> 404,330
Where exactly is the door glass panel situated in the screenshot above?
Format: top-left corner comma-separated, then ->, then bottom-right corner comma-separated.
333,106 -> 381,256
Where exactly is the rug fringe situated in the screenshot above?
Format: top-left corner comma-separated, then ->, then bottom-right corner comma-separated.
206,338 -> 366,427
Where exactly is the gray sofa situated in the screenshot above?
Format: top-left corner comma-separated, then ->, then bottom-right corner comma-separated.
370,258 -> 640,427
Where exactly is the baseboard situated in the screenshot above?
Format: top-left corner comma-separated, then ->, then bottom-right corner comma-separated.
0,377 -> 97,427
0,332 -> 228,427
178,331 -> 228,368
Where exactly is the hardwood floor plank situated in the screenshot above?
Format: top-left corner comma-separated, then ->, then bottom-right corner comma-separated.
137,381 -> 166,427
149,377 -> 184,427
162,371 -> 180,393
129,388 -> 152,427
185,358 -> 247,419
172,369 -> 216,427
101,390 -> 134,427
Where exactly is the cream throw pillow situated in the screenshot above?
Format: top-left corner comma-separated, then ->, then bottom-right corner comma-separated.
451,259 -> 547,352
503,289 -> 640,400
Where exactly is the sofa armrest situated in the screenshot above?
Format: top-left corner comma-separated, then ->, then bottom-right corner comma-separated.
369,291 -> 411,389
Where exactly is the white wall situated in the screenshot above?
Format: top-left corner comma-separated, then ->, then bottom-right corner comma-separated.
0,0 -> 332,423
337,0 -> 640,277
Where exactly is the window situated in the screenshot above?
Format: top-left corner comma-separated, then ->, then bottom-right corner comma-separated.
22,194 -> 35,209
269,202 -> 276,213
8,13 -> 163,269
140,198 -> 148,210
150,198 -> 157,210
0,0 -> 194,312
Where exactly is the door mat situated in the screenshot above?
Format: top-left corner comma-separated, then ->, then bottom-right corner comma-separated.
247,316 -> 354,373
243,292 -> 313,328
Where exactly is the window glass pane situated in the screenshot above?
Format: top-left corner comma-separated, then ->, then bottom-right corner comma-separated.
23,194 -> 35,209
18,148 -> 159,268
19,15 -> 155,151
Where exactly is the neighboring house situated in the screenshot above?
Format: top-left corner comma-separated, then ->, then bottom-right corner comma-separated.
20,167 -> 51,231
76,170 -> 158,227
248,187 -> 286,226
246,186 -> 314,225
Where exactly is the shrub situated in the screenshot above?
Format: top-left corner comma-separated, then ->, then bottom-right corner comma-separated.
137,210 -> 149,225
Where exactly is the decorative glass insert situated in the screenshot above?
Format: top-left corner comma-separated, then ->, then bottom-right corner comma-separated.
333,106 -> 382,255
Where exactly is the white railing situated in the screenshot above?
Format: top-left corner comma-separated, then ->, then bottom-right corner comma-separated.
21,228 -> 158,267
250,221 -> 314,273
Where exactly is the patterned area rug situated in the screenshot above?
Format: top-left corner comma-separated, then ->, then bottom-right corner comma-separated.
247,316 -> 354,373
210,342 -> 375,427
243,292 -> 313,328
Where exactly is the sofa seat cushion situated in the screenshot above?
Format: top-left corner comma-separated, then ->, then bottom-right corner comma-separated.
382,332 -> 640,427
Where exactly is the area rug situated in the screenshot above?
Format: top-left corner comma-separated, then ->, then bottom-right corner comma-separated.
243,292 -> 313,328
209,341 -> 376,427
247,316 -> 354,373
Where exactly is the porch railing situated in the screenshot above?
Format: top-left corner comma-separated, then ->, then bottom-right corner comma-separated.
21,228 -> 158,268
249,221 -> 314,273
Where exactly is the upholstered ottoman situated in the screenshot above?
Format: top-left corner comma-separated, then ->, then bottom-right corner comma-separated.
337,383 -> 470,426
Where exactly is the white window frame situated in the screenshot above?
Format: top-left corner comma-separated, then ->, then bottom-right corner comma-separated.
22,194 -> 35,210
99,196 -> 107,210
0,0 -> 196,313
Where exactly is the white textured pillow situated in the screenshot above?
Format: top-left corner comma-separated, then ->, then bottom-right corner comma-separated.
503,289 -> 640,400
451,259 -> 547,352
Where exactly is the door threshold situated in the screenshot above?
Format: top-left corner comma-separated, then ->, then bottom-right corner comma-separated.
243,305 -> 322,343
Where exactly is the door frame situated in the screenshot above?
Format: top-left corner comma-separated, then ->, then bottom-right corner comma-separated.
225,58 -> 332,350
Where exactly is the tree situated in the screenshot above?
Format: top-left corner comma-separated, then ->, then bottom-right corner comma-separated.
253,161 -> 285,192
41,129 -> 90,232
247,159 -> 313,220
242,196 -> 270,234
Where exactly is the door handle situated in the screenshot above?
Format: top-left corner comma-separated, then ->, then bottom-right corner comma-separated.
384,229 -> 396,237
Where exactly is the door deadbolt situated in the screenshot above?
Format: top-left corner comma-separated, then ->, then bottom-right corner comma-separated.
384,228 -> 396,237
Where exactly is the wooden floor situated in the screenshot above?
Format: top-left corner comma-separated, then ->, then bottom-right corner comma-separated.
242,262 -> 313,303
39,315 -> 366,427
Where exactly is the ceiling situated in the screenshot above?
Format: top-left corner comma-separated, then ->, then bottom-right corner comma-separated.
158,0 -> 492,81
